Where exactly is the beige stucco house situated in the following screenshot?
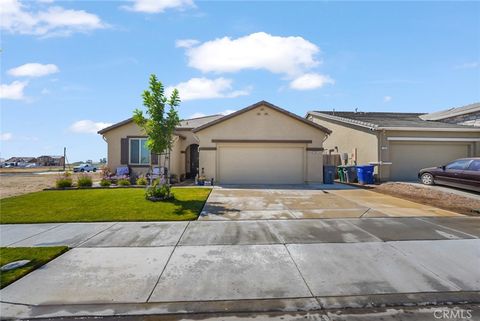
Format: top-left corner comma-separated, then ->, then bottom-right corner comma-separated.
99,101 -> 331,184
307,104 -> 480,181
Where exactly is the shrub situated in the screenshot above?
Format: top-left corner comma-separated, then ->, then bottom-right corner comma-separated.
77,174 -> 93,187
55,176 -> 72,188
136,177 -> 148,186
99,179 -> 111,187
145,180 -> 173,201
117,178 -> 131,186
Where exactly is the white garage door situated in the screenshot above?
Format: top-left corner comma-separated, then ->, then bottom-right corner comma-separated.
218,145 -> 304,184
389,142 -> 471,181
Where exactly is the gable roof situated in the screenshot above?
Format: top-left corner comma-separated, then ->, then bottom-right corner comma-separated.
307,111 -> 480,131
193,100 -> 332,134
97,118 -> 135,134
98,114 -> 223,134
420,102 -> 480,121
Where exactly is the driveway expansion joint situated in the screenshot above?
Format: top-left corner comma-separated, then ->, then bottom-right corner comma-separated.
146,221 -> 191,303
6,223 -> 66,247
75,222 -> 119,247
283,244 -> 316,300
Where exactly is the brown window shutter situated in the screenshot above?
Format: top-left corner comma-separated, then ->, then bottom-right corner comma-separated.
151,151 -> 158,165
120,138 -> 129,164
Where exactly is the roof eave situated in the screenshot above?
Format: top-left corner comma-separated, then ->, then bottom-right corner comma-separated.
307,112 -> 480,132
193,101 -> 332,134
307,111 -> 378,131
378,126 -> 480,132
97,118 -> 134,135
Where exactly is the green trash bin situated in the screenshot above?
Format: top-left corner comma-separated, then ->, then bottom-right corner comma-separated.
337,166 -> 345,182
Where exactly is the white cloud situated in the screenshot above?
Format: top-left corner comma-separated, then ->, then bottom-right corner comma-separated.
289,73 -> 334,90
8,63 -> 59,77
0,132 -> 13,141
454,62 -> 479,70
220,109 -> 236,115
383,95 -> 392,102
69,120 -> 113,134
189,112 -> 206,118
0,81 -> 28,100
123,0 -> 195,13
175,39 -> 200,48
0,0 -> 107,37
167,77 -> 250,101
182,32 -> 320,76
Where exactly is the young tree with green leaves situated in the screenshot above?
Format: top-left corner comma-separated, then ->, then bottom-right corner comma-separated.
133,74 -> 181,183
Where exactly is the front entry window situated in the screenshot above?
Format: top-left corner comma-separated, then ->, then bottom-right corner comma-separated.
130,138 -> 150,165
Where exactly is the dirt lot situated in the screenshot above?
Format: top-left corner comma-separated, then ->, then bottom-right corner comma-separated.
0,166 -> 65,174
370,182 -> 480,216
0,172 -> 102,199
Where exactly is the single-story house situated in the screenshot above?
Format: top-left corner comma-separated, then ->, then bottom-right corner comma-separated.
98,101 -> 331,184
4,157 -> 37,166
307,104 -> 480,181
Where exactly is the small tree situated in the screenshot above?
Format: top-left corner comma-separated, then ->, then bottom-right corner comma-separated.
133,74 -> 181,185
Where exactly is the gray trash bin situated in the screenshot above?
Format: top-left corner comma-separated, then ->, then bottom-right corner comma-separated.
343,166 -> 357,183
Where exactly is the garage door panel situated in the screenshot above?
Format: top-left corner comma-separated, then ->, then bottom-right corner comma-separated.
218,145 -> 304,184
389,142 -> 470,181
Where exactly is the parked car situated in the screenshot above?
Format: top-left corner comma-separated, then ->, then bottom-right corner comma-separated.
418,158 -> 480,192
73,164 -> 97,173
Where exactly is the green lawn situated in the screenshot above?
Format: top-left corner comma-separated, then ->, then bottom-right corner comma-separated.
0,247 -> 68,289
0,188 -> 211,223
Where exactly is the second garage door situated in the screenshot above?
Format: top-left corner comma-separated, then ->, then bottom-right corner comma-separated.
218,144 -> 304,184
389,142 -> 471,181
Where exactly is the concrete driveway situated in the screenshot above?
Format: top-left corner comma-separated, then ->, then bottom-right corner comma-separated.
199,185 -> 462,220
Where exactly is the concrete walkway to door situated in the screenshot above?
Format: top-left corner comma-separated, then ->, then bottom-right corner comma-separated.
199,184 -> 462,220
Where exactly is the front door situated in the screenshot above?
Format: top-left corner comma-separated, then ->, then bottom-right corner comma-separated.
190,144 -> 199,178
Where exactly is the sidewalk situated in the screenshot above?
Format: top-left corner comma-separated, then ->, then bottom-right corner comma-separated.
1,217 -> 479,319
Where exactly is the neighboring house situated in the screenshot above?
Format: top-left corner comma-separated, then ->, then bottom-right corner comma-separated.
307,110 -> 480,181
37,155 -> 65,166
420,102 -> 480,127
5,157 -> 37,166
98,101 -> 331,184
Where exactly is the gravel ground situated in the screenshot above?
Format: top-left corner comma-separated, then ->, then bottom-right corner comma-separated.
370,182 -> 480,216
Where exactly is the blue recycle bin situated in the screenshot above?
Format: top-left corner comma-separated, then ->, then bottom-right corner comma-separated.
356,165 -> 375,184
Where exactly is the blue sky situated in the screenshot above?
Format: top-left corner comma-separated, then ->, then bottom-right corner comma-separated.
1,0 -> 479,162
